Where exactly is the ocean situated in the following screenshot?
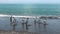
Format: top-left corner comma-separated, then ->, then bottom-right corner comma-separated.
0,4 -> 59,16
0,4 -> 60,34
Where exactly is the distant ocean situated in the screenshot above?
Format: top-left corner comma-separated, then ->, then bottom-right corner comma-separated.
0,4 -> 59,16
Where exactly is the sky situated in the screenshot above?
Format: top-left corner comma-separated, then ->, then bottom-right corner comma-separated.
0,0 -> 59,4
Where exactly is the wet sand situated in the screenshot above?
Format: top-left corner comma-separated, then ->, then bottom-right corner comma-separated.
0,16 -> 60,34
0,30 -> 37,34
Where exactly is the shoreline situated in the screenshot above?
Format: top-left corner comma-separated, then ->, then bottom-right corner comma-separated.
0,14 -> 59,19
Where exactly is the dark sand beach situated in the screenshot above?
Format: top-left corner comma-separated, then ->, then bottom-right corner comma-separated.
0,16 -> 60,34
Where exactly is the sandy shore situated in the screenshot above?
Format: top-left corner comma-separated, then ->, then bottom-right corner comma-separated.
0,15 -> 60,34
0,30 -> 38,34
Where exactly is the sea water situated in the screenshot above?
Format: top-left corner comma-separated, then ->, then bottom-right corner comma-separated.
0,4 -> 59,15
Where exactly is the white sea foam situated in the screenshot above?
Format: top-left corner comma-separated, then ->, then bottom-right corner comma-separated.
0,14 -> 10,17
0,14 -> 38,18
0,14 -> 60,18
